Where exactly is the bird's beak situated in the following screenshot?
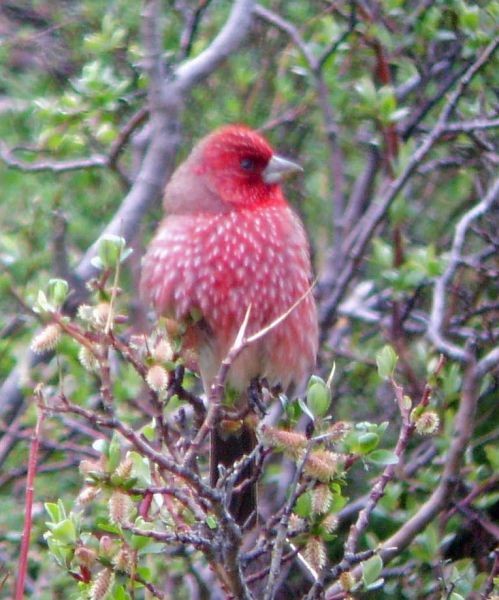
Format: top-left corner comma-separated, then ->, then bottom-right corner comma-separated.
262,154 -> 303,184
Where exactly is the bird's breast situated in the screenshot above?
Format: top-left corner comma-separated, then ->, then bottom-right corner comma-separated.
141,204 -> 318,390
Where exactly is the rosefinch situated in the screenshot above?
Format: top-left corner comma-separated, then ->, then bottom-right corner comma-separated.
141,125 -> 318,522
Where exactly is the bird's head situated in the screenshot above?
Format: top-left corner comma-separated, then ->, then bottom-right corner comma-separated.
193,125 -> 302,208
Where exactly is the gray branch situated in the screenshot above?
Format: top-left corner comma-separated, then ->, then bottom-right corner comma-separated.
427,177 -> 499,362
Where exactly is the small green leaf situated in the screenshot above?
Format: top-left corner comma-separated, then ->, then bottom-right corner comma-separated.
362,554 -> 383,587
367,449 -> 399,466
113,585 -> 131,600
47,278 -> 69,308
45,502 -> 61,523
51,519 -> 77,544
306,380 -> 332,418
97,234 -> 126,269
376,345 -> 398,379
129,452 -> 152,485
34,290 -> 52,313
294,491 -> 312,518
107,432 -> 122,472
298,397 -> 315,422
357,432 -> 380,454
206,515 -> 218,529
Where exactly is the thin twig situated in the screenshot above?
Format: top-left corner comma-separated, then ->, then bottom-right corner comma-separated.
14,388 -> 45,600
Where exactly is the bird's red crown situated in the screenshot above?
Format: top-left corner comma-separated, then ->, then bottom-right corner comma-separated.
196,125 -> 284,208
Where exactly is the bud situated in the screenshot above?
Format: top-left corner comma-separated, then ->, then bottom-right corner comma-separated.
339,571 -> 355,591
322,513 -> 339,533
75,546 -> 97,568
31,324 -> 62,354
113,546 -> 132,572
152,338 -> 174,363
303,537 -> 326,572
99,536 -> 114,558
79,458 -> 104,477
77,485 -> 101,504
97,234 -> 126,269
108,491 -> 134,525
304,450 -> 340,482
288,514 -> 306,535
311,484 -> 332,515
93,303 -> 112,329
415,411 -> 440,435
259,425 -> 307,458
115,456 -> 133,479
327,421 -> 352,442
90,568 -> 114,600
145,365 -> 168,393
129,334 -> 147,352
47,278 -> 69,308
78,346 -> 100,372
77,304 -> 94,322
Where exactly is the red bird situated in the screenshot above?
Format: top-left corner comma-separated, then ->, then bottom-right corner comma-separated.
141,125 -> 318,520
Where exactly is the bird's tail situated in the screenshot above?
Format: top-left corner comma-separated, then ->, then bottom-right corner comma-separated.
210,419 -> 257,526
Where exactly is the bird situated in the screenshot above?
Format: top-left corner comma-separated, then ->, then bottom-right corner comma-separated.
141,124 -> 318,523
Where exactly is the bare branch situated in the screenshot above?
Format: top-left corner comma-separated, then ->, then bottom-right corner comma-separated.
441,117 -> 499,134
0,141 -> 107,173
264,447 -> 312,600
427,177 -> 499,362
175,0 -> 255,92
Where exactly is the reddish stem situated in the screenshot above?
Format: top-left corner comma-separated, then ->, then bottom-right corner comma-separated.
14,394 -> 45,600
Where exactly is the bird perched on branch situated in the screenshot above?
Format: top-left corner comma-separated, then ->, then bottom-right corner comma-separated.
141,124 -> 318,523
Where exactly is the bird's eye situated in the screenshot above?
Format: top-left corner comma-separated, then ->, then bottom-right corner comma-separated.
240,157 -> 255,171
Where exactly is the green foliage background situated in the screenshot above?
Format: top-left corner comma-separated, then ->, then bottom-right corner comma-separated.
0,1 -> 497,598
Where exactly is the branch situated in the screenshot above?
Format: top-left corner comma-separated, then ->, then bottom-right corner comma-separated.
14,389 -> 45,600
343,379 -> 414,557
264,446 -> 312,600
318,37 -> 499,337
0,141 -> 107,173
175,0 -> 255,92
325,358 -> 481,597
441,117 -> 499,134
427,177 -> 499,362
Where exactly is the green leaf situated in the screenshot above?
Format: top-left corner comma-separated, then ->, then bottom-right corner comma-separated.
294,491 -> 312,518
34,290 -> 52,313
298,396 -> 315,422
376,345 -> 398,379
129,452 -> 152,485
113,585 -> 131,600
362,554 -> 383,587
357,432 -> 380,454
45,502 -> 62,523
107,432 -> 122,472
306,380 -> 332,418
367,449 -> 399,466
51,519 -> 77,544
205,515 -> 218,529
47,278 -> 69,308
97,234 -> 127,269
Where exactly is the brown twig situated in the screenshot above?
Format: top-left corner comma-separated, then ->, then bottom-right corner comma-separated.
14,388 -> 45,600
